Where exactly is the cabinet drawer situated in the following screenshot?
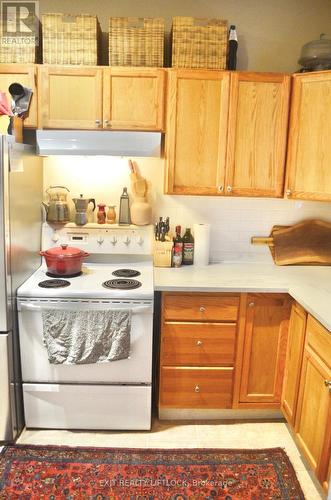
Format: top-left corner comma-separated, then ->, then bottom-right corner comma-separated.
161,322 -> 236,366
163,294 -> 239,322
159,366 -> 233,408
306,315 -> 331,369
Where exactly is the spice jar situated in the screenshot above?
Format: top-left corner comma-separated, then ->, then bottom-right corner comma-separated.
97,203 -> 106,224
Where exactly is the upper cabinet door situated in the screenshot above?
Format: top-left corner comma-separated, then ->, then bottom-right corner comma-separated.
103,68 -> 165,131
226,72 -> 290,197
165,69 -> 230,195
38,65 -> 103,129
0,64 -> 37,128
285,71 -> 331,201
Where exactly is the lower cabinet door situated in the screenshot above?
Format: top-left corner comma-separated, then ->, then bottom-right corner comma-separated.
159,366 -> 233,409
295,348 -> 331,478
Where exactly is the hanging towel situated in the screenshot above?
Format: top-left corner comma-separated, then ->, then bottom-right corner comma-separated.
41,309 -> 131,364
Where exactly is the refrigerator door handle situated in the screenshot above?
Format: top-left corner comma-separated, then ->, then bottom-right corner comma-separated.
0,334 -> 13,442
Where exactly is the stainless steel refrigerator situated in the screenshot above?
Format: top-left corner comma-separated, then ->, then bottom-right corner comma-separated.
0,135 -> 43,442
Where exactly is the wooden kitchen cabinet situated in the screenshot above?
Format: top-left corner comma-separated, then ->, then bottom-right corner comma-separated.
0,64 -> 37,128
295,315 -> 331,488
159,292 -> 240,413
235,293 -> 291,407
164,69 -> 290,197
225,72 -> 290,197
38,65 -> 103,129
164,69 -> 230,195
103,68 -> 165,130
281,302 -> 307,426
285,70 -> 331,201
38,65 -> 165,131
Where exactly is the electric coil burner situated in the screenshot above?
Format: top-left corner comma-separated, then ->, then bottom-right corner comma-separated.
38,279 -> 71,288
112,269 -> 141,278
102,278 -> 142,290
46,271 -> 83,278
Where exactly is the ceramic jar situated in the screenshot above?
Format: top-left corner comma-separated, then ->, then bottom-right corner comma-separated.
130,197 -> 152,226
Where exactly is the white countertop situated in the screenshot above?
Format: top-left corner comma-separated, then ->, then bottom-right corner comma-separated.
154,263 -> 331,332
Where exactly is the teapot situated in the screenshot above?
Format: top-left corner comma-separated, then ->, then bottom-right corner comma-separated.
72,194 -> 96,225
42,185 -> 70,224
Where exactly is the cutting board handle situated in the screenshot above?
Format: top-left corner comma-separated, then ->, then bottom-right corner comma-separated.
251,236 -> 274,246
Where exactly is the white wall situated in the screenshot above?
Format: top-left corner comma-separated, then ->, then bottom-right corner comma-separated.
43,156 -> 331,263
38,0 -> 331,71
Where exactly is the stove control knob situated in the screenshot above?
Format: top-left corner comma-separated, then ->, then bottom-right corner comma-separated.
111,236 -> 117,246
137,236 -> 144,246
124,236 -> 131,246
52,232 -> 59,243
97,236 -> 104,245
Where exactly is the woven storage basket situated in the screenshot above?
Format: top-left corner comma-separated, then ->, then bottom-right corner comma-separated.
42,13 -> 100,65
109,17 -> 164,66
172,16 -> 228,69
0,44 -> 37,63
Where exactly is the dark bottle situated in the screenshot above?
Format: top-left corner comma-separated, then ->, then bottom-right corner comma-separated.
182,227 -> 194,265
172,225 -> 183,267
228,25 -> 238,70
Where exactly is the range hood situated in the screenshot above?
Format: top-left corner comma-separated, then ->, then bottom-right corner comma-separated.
36,130 -> 162,157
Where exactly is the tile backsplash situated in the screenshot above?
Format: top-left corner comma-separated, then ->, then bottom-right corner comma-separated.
44,156 -> 331,263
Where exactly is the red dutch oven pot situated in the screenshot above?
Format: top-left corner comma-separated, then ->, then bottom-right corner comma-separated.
40,244 -> 89,276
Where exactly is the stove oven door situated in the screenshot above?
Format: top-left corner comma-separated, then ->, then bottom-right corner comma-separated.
17,298 -> 153,384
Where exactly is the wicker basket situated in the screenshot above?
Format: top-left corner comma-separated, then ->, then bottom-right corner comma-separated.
109,17 -> 164,67
171,16 -> 228,69
42,13 -> 100,65
0,44 -> 37,63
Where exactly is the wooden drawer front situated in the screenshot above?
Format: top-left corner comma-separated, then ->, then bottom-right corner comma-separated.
306,315 -> 331,369
159,367 -> 233,408
163,294 -> 239,322
161,322 -> 236,366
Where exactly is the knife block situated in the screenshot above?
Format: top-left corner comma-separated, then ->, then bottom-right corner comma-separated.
153,241 -> 173,267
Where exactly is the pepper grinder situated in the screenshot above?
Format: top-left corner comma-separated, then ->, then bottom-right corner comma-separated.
118,187 -> 131,225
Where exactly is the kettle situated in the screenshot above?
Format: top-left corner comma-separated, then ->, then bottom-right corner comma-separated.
42,185 -> 70,224
72,194 -> 96,225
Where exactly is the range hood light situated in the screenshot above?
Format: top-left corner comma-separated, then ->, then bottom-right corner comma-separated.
36,130 -> 162,157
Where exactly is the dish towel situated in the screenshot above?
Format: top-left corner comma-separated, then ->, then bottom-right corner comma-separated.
41,309 -> 131,364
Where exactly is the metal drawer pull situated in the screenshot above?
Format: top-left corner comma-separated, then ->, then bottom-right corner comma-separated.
194,385 -> 200,393
324,380 -> 331,389
196,340 -> 203,346
199,306 -> 206,312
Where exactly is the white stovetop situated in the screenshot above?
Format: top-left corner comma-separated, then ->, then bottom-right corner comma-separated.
18,261 -> 154,300
154,263 -> 331,332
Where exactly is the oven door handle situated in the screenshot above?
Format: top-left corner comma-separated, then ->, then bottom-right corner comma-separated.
18,303 -> 153,314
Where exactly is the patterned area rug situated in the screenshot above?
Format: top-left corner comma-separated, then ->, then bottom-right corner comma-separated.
0,445 -> 304,499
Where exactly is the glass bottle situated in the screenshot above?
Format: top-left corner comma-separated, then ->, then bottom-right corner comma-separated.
172,225 -> 183,268
228,25 -> 238,70
182,227 -> 194,265
119,187 -> 131,225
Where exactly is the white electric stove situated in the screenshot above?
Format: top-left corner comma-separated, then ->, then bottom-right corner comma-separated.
17,223 -> 154,431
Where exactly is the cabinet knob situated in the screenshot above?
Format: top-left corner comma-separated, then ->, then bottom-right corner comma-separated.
196,340 -> 203,346
199,306 -> 206,313
104,120 -> 109,127
95,119 -> 101,126
248,302 -> 255,308
324,380 -> 331,389
286,189 -> 292,196
218,185 -> 224,193
194,385 -> 200,393
227,186 -> 232,193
